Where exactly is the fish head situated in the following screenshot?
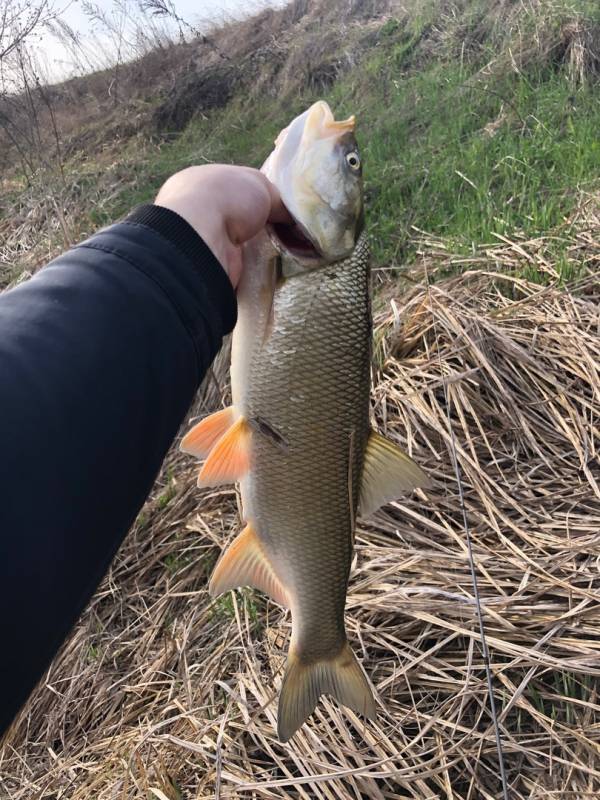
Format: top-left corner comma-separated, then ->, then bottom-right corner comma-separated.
262,100 -> 364,265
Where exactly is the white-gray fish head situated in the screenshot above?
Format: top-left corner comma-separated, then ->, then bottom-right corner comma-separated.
262,100 -> 364,266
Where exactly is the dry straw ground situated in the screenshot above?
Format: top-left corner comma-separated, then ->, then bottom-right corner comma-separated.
1,201 -> 599,798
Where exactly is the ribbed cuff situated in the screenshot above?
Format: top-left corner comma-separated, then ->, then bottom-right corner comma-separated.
124,204 -> 237,334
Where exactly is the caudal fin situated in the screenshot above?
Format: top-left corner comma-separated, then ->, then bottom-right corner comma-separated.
277,642 -> 376,742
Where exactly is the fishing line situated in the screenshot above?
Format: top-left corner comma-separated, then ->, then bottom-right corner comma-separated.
423,267 -> 510,800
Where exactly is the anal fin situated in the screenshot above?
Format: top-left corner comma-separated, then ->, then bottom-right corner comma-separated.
359,430 -> 431,517
180,406 -> 235,459
197,417 -> 250,488
209,522 -> 289,608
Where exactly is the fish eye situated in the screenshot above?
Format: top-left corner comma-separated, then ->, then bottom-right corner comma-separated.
345,151 -> 361,171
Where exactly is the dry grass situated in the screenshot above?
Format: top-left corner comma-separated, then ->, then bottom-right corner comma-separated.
1,217 -> 599,798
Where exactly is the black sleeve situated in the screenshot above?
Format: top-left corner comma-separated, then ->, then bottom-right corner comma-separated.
0,205 -> 236,736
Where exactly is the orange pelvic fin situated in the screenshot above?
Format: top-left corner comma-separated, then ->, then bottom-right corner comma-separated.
277,642 -> 376,742
197,416 -> 250,488
209,522 -> 289,608
180,406 -> 235,459
358,430 -> 431,518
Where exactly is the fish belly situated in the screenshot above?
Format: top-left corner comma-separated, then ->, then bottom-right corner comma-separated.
231,232 -> 279,415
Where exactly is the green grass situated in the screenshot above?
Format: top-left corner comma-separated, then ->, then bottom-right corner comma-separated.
6,0 -> 599,283
211,587 -> 262,623
525,671 -> 595,726
157,468 -> 176,509
88,11 -> 599,279
360,69 -> 599,261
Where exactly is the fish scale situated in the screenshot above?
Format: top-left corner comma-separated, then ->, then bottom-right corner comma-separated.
241,232 -> 371,663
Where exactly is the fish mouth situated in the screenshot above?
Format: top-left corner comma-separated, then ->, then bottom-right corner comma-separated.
268,220 -> 323,263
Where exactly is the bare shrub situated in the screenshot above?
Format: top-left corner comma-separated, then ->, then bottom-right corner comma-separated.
0,2 -> 54,171
0,0 -> 54,64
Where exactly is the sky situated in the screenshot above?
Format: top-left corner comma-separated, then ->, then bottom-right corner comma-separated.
38,0 -> 287,81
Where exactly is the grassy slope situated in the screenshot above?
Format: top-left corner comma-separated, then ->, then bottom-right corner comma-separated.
80,1 -> 600,279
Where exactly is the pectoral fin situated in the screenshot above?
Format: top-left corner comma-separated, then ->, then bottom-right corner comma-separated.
197,417 -> 251,487
180,406 -> 235,458
209,522 -> 289,608
358,431 -> 430,517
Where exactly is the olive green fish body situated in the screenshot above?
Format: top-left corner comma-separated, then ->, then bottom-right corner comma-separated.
239,232 -> 371,664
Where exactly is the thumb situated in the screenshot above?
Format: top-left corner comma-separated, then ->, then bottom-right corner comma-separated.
264,176 -> 293,225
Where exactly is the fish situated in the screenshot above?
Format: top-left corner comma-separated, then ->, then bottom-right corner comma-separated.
181,100 -> 430,742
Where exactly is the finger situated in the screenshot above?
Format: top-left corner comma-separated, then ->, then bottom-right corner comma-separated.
226,171 -> 293,244
239,167 -> 293,225
263,176 -> 293,225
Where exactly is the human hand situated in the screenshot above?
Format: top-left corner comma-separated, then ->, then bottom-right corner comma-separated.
154,164 -> 291,288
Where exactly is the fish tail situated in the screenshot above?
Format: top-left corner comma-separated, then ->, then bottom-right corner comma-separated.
277,642 -> 376,742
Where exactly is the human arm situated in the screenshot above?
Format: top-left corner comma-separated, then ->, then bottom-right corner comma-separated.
0,166 -> 288,737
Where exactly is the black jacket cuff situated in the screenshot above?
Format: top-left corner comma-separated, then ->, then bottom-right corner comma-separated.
125,203 -> 237,335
